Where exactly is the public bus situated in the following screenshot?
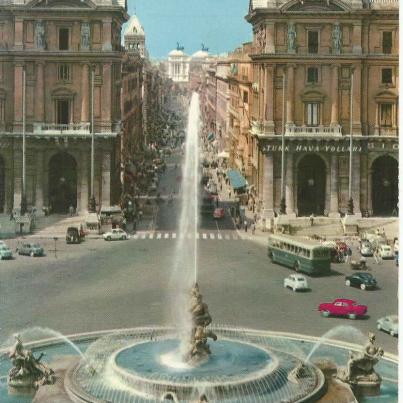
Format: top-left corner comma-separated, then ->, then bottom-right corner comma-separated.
268,234 -> 331,276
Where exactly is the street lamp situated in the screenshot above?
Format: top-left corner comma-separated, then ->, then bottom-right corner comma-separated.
88,64 -> 96,213
20,65 -> 27,216
347,67 -> 355,215
280,69 -> 286,215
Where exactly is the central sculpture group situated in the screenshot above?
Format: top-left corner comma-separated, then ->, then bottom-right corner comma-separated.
184,283 -> 217,365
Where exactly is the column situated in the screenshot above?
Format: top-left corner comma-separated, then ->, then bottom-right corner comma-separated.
101,151 -> 111,207
352,154 -> 361,216
35,150 -> 44,211
367,167 -> 373,215
81,63 -> 90,123
265,22 -> 275,54
330,65 -> 339,126
35,62 -> 45,122
353,64 -> 362,133
265,65 -> 274,133
101,63 -> 112,129
262,153 -> 274,217
102,18 -> 112,51
285,155 -> 295,215
286,64 -> 295,125
79,151 -> 89,212
14,18 -> 23,50
352,23 -> 362,55
14,63 -> 24,125
329,155 -> 340,217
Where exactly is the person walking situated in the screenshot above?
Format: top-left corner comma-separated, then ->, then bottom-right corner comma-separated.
252,222 -> 256,235
244,220 -> 248,232
309,213 -> 314,226
346,247 -> 352,264
373,247 -> 381,264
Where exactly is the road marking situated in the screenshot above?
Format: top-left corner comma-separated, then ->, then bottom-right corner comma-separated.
172,233 -> 177,239
149,233 -> 154,239
217,233 -> 223,240
202,233 -> 207,239
156,233 -> 162,239
141,234 -> 146,239
164,233 -> 169,239
209,233 -> 215,239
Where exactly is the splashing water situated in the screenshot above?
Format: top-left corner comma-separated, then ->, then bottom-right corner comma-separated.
169,92 -> 201,351
304,325 -> 366,363
0,326 -> 87,363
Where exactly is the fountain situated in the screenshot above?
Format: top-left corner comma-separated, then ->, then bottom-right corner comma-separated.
0,92 -> 398,402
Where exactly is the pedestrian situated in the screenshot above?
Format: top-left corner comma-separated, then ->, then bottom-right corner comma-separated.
220,183 -> 223,191
69,205 -> 75,217
373,248 -> 380,264
252,223 -> 256,235
309,213 -> 314,226
9,211 -> 14,221
244,220 -> 248,232
346,247 -> 352,264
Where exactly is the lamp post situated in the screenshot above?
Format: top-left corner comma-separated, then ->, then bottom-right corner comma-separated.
347,67 -> 355,215
88,65 -> 96,212
280,69 -> 286,215
20,66 -> 27,216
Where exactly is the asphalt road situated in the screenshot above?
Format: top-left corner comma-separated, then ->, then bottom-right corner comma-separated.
0,150 -> 398,356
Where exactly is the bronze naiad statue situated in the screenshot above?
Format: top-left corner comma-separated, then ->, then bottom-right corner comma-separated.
7,334 -> 55,393
337,333 -> 384,396
184,283 -> 217,364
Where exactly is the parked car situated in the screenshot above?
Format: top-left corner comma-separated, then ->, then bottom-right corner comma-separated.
377,315 -> 398,337
213,208 -> 225,219
0,244 -> 13,260
66,227 -> 83,244
379,244 -> 394,260
17,243 -> 44,257
360,242 -> 373,257
318,298 -> 367,319
345,272 -> 377,290
103,229 -> 128,241
283,274 -> 309,292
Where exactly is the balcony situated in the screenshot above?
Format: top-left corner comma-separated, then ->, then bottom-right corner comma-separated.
286,124 -> 342,137
33,123 -> 90,135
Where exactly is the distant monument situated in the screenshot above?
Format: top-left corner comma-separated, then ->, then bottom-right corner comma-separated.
201,43 -> 209,52
176,42 -> 185,51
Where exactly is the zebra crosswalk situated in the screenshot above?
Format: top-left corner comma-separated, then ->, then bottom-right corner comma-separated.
129,232 -> 245,241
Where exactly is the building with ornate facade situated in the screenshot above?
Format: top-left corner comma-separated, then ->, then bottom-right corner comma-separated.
0,0 -> 129,214
167,47 -> 190,83
247,0 -> 398,218
124,14 -> 146,58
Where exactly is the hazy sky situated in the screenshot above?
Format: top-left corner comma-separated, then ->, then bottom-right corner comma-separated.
127,0 -> 252,59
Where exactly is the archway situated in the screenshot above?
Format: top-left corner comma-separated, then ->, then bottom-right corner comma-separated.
297,154 -> 326,216
372,155 -> 398,216
0,156 -> 5,213
48,152 -> 77,214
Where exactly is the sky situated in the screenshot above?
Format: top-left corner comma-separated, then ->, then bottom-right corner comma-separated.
127,0 -> 252,59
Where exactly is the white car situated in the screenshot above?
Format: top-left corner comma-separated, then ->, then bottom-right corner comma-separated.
103,229 -> 128,241
360,242 -> 373,257
284,274 -> 309,292
379,244 -> 394,259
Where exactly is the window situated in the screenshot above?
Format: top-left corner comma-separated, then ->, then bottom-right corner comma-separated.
307,67 -> 318,84
56,99 -> 70,124
308,31 -> 319,54
243,91 -> 248,103
382,31 -> 392,54
381,68 -> 393,85
306,103 -> 319,126
59,28 -> 69,50
380,104 -> 392,127
58,64 -> 71,81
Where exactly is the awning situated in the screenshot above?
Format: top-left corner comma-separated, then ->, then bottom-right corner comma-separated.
217,151 -> 229,159
207,132 -> 215,141
227,169 -> 247,190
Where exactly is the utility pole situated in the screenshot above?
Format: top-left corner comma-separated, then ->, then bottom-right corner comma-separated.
21,66 -> 27,216
89,65 -> 96,212
280,70 -> 286,215
348,67 -> 354,215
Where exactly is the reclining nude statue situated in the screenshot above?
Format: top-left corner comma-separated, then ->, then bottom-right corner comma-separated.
337,333 -> 383,389
184,283 -> 217,364
7,334 -> 55,392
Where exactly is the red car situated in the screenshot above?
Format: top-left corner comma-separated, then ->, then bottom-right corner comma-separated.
213,208 -> 225,219
318,298 -> 367,320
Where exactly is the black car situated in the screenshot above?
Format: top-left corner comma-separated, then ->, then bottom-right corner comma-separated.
66,227 -> 82,244
345,272 -> 377,290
